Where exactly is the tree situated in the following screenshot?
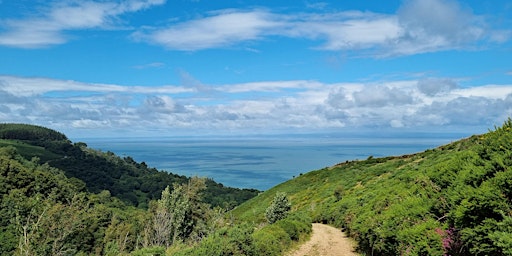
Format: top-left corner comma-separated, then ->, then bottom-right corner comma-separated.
265,192 -> 291,224
152,185 -> 189,247
148,177 -> 210,247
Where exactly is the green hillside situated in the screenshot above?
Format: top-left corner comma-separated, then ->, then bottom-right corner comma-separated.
0,123 -> 259,208
3,120 -> 512,255
233,119 -> 512,255
1,145 -> 250,255
0,124 -> 307,255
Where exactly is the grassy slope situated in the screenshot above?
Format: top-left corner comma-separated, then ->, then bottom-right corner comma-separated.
233,120 -> 512,255
0,139 -> 61,162
233,151 -> 426,222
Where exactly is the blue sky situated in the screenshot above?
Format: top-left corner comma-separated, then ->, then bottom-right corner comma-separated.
1,0 -> 512,138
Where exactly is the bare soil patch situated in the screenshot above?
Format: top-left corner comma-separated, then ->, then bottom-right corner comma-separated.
287,223 -> 359,256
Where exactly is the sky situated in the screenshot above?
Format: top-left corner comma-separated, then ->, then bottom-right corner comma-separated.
1,0 -> 512,139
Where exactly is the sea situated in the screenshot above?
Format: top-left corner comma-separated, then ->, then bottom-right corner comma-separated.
81,132 -> 469,191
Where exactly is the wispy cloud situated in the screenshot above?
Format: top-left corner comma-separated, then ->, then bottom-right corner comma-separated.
221,80 -> 323,93
1,0 -> 508,56
0,0 -> 166,48
132,62 -> 165,69
1,75 -> 512,136
0,75 -> 192,97
134,0 -> 510,56
132,9 -> 281,50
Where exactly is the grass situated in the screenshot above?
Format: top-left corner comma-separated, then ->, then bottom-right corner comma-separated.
0,139 -> 62,162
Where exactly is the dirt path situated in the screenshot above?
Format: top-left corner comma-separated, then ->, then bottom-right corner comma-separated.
286,223 -> 359,256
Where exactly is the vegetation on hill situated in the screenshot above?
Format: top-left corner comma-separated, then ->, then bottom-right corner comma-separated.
232,118 -> 512,255
0,123 -> 68,142
3,120 -> 512,255
0,144 -> 311,255
1,123 -> 311,255
0,145 -> 244,255
0,123 -> 259,208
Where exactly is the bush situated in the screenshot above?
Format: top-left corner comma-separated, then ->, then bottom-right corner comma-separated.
252,225 -> 290,256
286,212 -> 312,234
265,192 -> 291,224
180,224 -> 255,256
276,219 -> 300,241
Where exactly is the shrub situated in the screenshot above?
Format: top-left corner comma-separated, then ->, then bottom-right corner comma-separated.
179,224 -> 255,256
276,219 -> 300,241
252,225 -> 290,256
265,192 -> 291,224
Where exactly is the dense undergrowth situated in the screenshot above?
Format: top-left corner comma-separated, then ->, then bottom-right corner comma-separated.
233,118 -> 512,255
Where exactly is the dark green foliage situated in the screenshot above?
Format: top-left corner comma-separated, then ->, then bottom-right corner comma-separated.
252,224 -> 290,256
0,123 -> 72,157
0,146 -> 147,255
172,212 -> 312,256
203,178 -> 260,210
0,123 -> 68,142
0,123 -> 259,209
0,123 -> 262,255
173,224 -> 256,256
0,140 -> 62,162
273,212 -> 312,241
146,177 -> 220,248
276,219 -> 299,241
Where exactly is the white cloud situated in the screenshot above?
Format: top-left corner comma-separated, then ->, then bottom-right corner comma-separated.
2,75 -> 512,136
133,9 -> 281,51
321,81 -> 512,129
391,0 -> 486,55
140,95 -> 186,116
282,12 -> 401,51
133,0 -> 509,56
1,0 -> 508,55
0,0 -> 166,48
452,85 -> 512,100
221,80 -> 322,93
0,75 -> 192,97
417,78 -> 458,96
134,10 -> 403,52
352,86 -> 415,107
132,62 -> 165,69
412,96 -> 503,126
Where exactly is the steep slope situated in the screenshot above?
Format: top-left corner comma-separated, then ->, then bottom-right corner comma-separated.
0,123 -> 259,208
0,146 -> 145,254
0,143 -> 310,256
233,119 -> 512,255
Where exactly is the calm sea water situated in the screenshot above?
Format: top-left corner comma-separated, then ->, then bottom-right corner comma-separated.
82,133 -> 465,190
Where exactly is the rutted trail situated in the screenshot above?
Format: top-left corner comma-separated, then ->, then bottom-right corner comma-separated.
287,223 -> 359,256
